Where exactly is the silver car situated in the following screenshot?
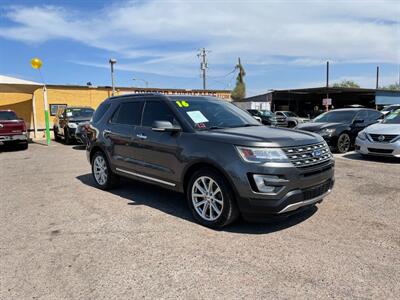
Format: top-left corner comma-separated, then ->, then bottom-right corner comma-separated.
355,109 -> 400,157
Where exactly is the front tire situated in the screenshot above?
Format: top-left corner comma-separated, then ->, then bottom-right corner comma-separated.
336,133 -> 351,153
64,128 -> 71,145
91,151 -> 119,190
187,168 -> 239,229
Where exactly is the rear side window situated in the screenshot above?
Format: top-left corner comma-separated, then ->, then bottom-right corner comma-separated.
92,102 -> 111,123
112,101 -> 143,125
142,101 -> 177,127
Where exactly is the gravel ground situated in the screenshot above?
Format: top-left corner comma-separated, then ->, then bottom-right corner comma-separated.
1,142 -> 399,299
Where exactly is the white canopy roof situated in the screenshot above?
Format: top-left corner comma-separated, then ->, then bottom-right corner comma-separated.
0,75 -> 43,86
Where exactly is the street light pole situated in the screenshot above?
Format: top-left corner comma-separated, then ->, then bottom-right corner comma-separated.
133,78 -> 149,88
109,58 -> 117,96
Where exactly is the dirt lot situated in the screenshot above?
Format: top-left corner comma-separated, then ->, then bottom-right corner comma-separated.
1,142 -> 399,299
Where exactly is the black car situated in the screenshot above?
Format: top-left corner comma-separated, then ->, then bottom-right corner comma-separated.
296,108 -> 383,153
87,94 -> 334,229
53,106 -> 94,144
247,109 -> 277,125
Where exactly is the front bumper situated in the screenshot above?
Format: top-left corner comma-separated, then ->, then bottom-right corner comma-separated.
355,137 -> 400,157
0,134 -> 28,143
228,159 -> 335,221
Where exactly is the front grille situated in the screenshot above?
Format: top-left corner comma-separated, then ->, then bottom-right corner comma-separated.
367,148 -> 393,154
282,142 -> 332,168
302,180 -> 331,201
369,134 -> 398,143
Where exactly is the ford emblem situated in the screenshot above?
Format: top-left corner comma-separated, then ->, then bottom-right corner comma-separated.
312,149 -> 322,158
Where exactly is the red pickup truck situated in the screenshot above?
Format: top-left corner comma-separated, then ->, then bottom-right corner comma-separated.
0,110 -> 28,149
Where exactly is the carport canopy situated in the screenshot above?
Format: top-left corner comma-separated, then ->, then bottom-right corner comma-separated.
0,75 -> 44,138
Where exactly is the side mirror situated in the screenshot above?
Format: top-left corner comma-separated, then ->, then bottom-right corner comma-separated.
152,121 -> 181,132
353,118 -> 364,124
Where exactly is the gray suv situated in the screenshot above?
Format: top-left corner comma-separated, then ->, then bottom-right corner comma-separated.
87,94 -> 335,229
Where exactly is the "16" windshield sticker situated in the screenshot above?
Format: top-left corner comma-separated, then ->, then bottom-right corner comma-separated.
176,100 -> 189,108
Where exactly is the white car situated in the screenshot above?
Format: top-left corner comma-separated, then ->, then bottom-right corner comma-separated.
355,110 -> 400,157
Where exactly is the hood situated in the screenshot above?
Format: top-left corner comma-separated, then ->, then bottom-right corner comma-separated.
197,125 -> 323,147
363,123 -> 400,135
296,122 -> 343,132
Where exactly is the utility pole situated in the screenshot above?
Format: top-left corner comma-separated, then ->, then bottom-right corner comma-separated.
325,61 -> 330,112
109,58 -> 117,96
376,66 -> 379,89
197,48 -> 209,90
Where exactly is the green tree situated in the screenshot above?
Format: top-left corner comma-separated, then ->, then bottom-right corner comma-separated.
332,80 -> 360,88
231,57 -> 246,101
381,82 -> 400,90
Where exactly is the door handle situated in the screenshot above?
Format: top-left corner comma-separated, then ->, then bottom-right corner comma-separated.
136,133 -> 147,140
103,129 -> 112,135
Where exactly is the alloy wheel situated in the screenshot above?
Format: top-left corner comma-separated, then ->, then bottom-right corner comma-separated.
338,134 -> 351,153
93,155 -> 108,185
191,176 -> 224,221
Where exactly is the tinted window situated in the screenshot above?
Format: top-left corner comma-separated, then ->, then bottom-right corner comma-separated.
92,102 -> 111,123
383,110 -> 400,124
112,101 -> 143,125
313,110 -> 357,123
0,111 -> 17,120
367,110 -> 383,121
356,110 -> 369,120
142,101 -> 177,127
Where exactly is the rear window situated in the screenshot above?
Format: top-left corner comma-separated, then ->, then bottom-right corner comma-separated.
0,111 -> 17,120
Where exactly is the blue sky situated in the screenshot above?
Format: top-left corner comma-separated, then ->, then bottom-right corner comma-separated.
0,0 -> 399,96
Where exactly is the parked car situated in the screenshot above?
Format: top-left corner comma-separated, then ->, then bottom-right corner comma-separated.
87,94 -> 334,229
355,109 -> 400,158
53,106 -> 94,144
247,109 -> 277,125
380,104 -> 400,116
0,110 -> 28,149
274,111 -> 310,128
296,108 -> 383,153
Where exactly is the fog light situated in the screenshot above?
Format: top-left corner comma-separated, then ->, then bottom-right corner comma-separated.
253,174 -> 280,193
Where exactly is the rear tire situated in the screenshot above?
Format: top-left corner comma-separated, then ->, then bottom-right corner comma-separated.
186,168 -> 239,229
91,151 -> 119,190
19,142 -> 28,150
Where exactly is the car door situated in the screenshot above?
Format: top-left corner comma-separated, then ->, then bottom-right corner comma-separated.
132,99 -> 182,185
103,99 -> 144,171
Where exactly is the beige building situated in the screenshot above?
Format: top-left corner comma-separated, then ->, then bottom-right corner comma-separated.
0,75 -> 231,139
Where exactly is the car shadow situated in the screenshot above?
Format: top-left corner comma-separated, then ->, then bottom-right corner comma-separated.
72,145 -> 86,150
76,173 -> 317,234
0,143 -> 28,152
343,152 -> 400,164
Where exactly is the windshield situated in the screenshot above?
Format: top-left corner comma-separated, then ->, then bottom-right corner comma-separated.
0,111 -> 17,120
66,108 -> 94,119
383,110 -> 400,124
170,97 -> 260,130
283,111 -> 298,117
313,110 -> 357,123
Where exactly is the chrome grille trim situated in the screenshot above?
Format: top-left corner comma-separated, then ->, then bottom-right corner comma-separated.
368,134 -> 398,143
282,142 -> 332,168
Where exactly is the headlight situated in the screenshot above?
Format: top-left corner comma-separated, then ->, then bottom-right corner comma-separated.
357,131 -> 367,140
236,146 -> 289,163
317,128 -> 335,136
68,122 -> 78,129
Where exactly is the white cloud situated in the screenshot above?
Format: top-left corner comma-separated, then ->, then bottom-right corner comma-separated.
0,0 -> 399,77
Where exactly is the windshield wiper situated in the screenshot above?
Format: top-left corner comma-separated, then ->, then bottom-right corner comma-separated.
229,124 -> 261,128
